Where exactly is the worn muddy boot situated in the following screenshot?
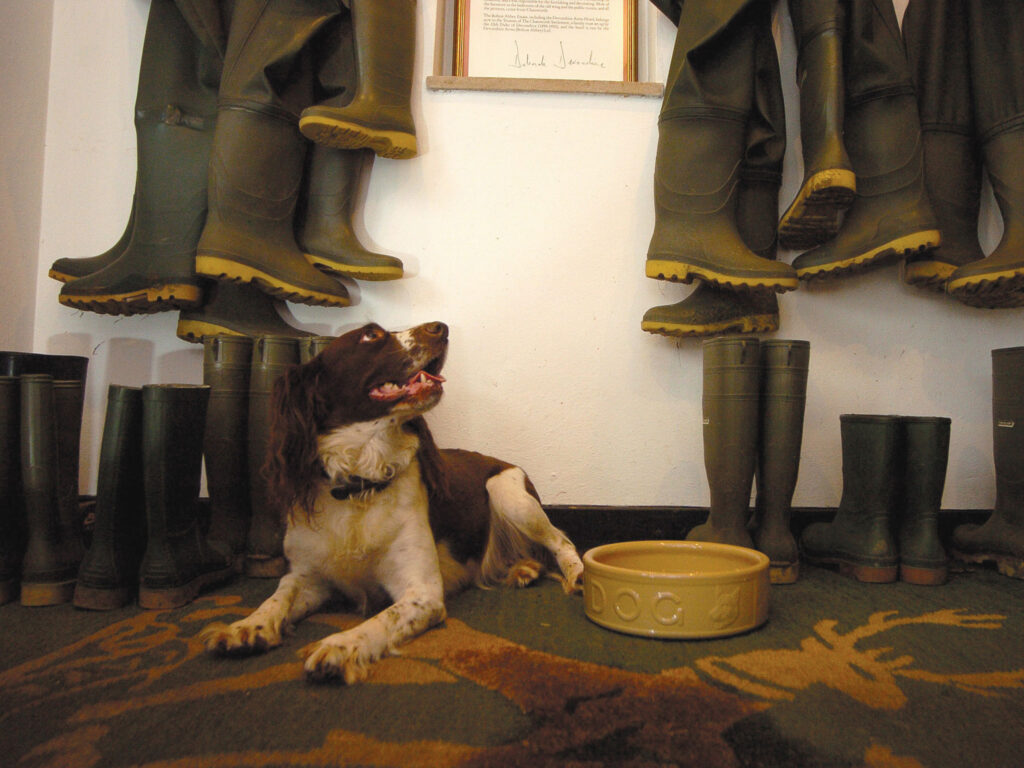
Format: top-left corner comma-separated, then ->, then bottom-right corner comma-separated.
138,385 -> 233,609
897,416 -> 951,586
687,336 -> 761,549
800,414 -> 902,583
176,282 -> 313,343
74,386 -> 146,610
0,377 -> 24,605
951,347 -> 1024,577
752,340 -> 810,584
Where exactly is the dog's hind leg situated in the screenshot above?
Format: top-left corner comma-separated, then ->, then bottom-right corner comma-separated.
483,467 -> 584,593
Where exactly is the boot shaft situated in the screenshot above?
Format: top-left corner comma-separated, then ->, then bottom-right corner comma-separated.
837,414 -> 903,518
992,347 -> 1024,522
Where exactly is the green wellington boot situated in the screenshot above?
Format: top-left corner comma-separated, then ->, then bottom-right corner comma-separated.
687,336 -> 761,549
299,335 -> 337,364
777,0 -> 855,250
801,414 -> 902,583
48,197 -> 136,283
138,385 -> 233,609
0,377 -> 24,604
793,1 -> 940,281
203,335 -> 253,570
752,340 -> 810,584
897,416 -> 951,586
176,282 -> 314,343
299,0 -> 418,159
73,386 -> 146,610
951,347 -> 1024,577
246,336 -> 299,578
902,0 -> 984,292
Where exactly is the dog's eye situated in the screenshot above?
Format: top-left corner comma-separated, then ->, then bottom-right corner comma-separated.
360,327 -> 386,344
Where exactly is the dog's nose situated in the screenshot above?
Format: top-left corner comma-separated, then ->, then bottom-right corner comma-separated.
423,322 -> 448,340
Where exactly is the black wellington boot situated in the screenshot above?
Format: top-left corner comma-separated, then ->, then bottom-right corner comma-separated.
951,347 -> 1024,577
801,414 -> 901,583
138,385 -> 233,609
73,386 -> 146,610
0,377 -> 24,605
897,416 -> 951,586
777,0 -> 855,250
752,340 -> 810,584
687,336 -> 761,549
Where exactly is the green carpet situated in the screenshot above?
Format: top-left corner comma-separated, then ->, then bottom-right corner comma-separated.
1,563 -> 1022,767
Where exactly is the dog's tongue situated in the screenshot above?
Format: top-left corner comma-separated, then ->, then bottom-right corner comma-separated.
370,370 -> 446,402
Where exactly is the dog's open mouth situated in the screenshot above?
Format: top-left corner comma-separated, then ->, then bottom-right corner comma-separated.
369,369 -> 446,403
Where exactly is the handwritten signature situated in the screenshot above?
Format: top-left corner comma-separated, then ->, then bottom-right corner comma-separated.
510,40 -> 606,71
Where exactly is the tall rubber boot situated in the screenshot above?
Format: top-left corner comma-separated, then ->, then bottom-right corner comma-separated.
0,352 -> 89,381
176,282 -> 314,343
203,335 -> 253,570
897,416 -> 950,586
644,0 -> 798,294
0,377 -> 24,605
48,197 -> 136,283
138,385 -> 233,609
793,0 -> 940,281
777,0 -> 855,250
53,379 -> 86,566
951,347 -> 1024,577
18,375 -> 80,606
687,336 -> 761,549
946,2 -> 1024,307
299,335 -> 336,364
752,340 -> 810,584
902,0 -> 984,292
246,336 -> 299,578
73,386 -> 146,610
57,0 -> 217,315
800,414 -> 902,583
299,0 -> 418,159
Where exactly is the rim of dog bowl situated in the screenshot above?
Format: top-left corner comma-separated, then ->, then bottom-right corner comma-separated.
583,540 -> 769,584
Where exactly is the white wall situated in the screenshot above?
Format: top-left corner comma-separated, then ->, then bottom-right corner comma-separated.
20,0 -> 1022,510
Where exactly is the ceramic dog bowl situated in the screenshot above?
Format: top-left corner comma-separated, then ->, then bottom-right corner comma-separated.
582,540 -> 770,639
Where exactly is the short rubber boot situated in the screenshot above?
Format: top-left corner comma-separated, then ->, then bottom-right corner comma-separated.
951,347 -> 1024,577
203,335 -> 253,569
752,340 -> 810,584
246,336 -> 299,578
801,414 -> 902,583
176,282 -> 314,343
0,377 -> 24,604
777,0 -> 855,250
297,146 -> 403,281
902,0 -> 984,292
138,385 -> 233,609
57,0 -> 217,315
897,416 -> 951,586
299,0 -> 418,159
73,386 -> 146,610
793,1 -> 940,281
687,336 -> 761,549
18,375 -> 81,606
645,0 -> 798,294
48,196 -> 136,283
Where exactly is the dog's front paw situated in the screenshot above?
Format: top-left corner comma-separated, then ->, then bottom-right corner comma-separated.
200,620 -> 283,656
560,555 -> 585,595
300,635 -> 374,685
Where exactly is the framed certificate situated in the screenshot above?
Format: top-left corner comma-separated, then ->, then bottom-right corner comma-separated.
453,0 -> 638,82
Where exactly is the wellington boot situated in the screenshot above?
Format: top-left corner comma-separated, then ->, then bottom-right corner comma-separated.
897,416 -> 951,586
53,379 -> 86,566
138,385 -> 233,609
48,196 -> 136,283
687,336 -> 760,549
0,377 -> 24,605
176,282 -> 313,343
203,335 -> 253,570
801,415 -> 901,583
777,0 -> 855,250
0,352 -> 89,381
299,336 -> 337,364
752,340 -> 810,584
73,386 -> 146,610
297,146 -> 403,281
299,0 -> 418,159
246,336 -> 299,578
951,347 -> 1024,578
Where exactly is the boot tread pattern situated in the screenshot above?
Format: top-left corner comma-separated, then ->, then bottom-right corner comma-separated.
796,230 -> 941,281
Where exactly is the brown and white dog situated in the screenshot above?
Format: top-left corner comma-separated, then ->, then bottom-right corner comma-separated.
201,322 -> 583,683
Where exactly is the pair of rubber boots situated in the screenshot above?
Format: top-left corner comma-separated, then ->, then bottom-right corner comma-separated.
686,336 -> 809,584
0,353 -> 88,606
201,334 -> 335,580
801,414 -> 951,586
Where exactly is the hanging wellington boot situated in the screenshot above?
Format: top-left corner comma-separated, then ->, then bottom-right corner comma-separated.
57,0 -> 219,315
751,340 -> 810,584
946,1 -> 1024,307
901,0 -> 984,292
777,0 -> 855,250
687,336 -> 761,549
793,1 -> 940,281
897,416 -> 951,586
73,386 -> 146,610
645,0 -> 798,294
951,347 -> 1024,577
138,384 -> 233,609
0,377 -> 24,605
176,281 -> 313,343
48,198 -> 136,283
203,335 -> 253,570
299,0 -> 418,159
246,336 -> 299,578
801,414 -> 902,583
